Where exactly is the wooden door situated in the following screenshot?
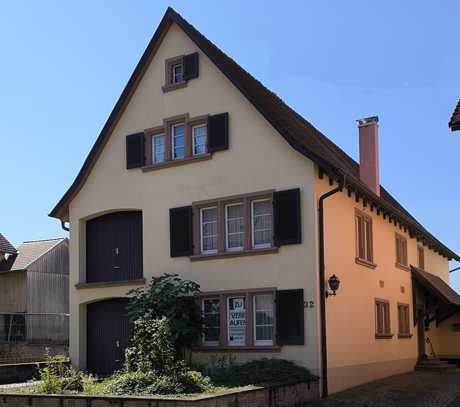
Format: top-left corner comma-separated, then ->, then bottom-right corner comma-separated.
87,298 -> 130,376
86,211 -> 143,283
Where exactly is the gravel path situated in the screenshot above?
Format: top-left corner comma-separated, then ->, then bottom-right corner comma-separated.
305,371 -> 460,407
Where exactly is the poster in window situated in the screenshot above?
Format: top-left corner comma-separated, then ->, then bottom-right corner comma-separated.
228,297 -> 246,346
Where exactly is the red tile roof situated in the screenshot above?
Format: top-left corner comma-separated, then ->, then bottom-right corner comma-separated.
48,8 -> 459,261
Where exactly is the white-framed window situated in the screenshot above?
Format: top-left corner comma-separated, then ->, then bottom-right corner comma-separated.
200,207 -> 218,254
152,134 -> 166,164
202,298 -> 220,346
192,124 -> 207,156
227,297 -> 246,346
172,123 -> 185,160
254,294 -> 274,346
172,63 -> 183,84
225,203 -> 244,251
251,199 -> 272,249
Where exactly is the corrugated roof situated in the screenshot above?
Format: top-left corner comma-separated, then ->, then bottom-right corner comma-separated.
449,99 -> 460,131
8,238 -> 66,271
48,7 -> 459,261
0,233 -> 16,254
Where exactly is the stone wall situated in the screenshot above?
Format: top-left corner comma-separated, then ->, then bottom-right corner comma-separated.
0,344 -> 68,365
0,381 -> 319,406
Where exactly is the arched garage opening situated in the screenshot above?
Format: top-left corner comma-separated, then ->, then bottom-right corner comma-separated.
86,298 -> 130,376
86,210 -> 143,283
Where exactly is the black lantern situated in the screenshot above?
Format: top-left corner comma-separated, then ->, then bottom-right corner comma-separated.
326,274 -> 340,298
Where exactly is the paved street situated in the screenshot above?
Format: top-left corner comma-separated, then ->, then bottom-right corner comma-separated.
305,371 -> 460,407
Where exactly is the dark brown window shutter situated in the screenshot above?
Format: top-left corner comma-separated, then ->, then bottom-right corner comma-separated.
273,188 -> 301,246
169,206 -> 193,257
126,132 -> 145,169
183,52 -> 199,80
276,289 -> 304,345
208,113 -> 229,153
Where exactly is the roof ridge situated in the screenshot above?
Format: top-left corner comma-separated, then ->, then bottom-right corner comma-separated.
22,237 -> 66,243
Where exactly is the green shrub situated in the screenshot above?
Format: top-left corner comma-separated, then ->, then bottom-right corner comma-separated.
34,353 -> 85,394
209,358 -> 313,387
127,274 -> 202,353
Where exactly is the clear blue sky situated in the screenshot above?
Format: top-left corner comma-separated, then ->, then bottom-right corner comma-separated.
1,1 -> 459,286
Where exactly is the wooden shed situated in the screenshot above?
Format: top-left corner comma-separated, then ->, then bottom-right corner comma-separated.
0,237 -> 69,344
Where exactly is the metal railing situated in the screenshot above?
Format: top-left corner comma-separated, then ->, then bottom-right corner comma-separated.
0,313 -> 69,345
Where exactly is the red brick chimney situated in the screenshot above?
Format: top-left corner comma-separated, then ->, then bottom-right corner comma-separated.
357,116 -> 380,196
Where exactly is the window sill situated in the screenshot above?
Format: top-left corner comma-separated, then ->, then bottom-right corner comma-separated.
395,263 -> 410,272
75,278 -> 146,290
193,346 -> 281,353
398,333 -> 413,339
142,153 -> 212,172
191,247 -> 279,262
375,333 -> 394,339
162,81 -> 187,93
355,257 -> 377,269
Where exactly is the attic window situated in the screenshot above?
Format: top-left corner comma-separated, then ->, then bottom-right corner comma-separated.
163,53 -> 199,92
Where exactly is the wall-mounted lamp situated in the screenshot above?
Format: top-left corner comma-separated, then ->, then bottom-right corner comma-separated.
326,274 -> 340,298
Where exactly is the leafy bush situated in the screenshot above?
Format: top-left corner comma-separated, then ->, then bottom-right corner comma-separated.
127,274 -> 202,352
34,353 -> 85,394
107,316 -> 214,395
209,358 -> 313,387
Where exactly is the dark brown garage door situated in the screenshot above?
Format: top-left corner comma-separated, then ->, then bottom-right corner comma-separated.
87,298 -> 130,376
86,211 -> 143,283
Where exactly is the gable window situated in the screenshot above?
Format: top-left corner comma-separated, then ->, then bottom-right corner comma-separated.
172,123 -> 185,160
398,303 -> 411,338
375,299 -> 392,338
171,62 -> 183,84
192,124 -> 207,156
152,134 -> 166,164
355,210 -> 374,266
200,207 -> 218,254
252,199 -> 272,249
395,233 -> 408,269
202,298 -> 220,346
225,203 -> 245,251
418,246 -> 425,270
254,294 -> 274,346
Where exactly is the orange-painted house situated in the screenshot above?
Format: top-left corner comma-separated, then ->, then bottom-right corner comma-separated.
49,7 -> 460,397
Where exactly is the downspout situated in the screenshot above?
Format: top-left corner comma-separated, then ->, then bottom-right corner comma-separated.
61,220 -> 70,232
318,174 -> 345,398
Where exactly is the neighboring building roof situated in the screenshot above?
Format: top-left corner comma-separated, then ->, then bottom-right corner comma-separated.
48,7 -> 460,261
8,238 -> 66,271
449,100 -> 460,131
0,233 -> 16,254
412,266 -> 460,307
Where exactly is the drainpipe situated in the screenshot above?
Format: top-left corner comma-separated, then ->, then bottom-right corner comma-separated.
318,174 -> 345,398
61,220 -> 70,232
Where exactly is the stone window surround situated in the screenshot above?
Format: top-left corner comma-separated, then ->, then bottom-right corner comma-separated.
191,190 -> 278,261
375,298 -> 393,339
143,113 -> 211,172
162,55 -> 188,92
196,287 -> 280,352
397,302 -> 412,338
395,232 -> 410,271
355,208 -> 376,269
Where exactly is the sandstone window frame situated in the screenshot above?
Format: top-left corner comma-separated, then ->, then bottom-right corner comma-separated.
198,288 -> 278,350
162,55 -> 187,92
395,233 -> 409,271
418,245 -> 425,270
143,114 -> 211,172
355,209 -> 375,268
375,299 -> 393,339
397,303 -> 411,338
192,190 -> 276,259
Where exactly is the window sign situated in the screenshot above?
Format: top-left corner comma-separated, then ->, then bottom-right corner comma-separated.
228,297 -> 246,345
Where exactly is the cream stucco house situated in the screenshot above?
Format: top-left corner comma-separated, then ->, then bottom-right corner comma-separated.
49,8 -> 460,396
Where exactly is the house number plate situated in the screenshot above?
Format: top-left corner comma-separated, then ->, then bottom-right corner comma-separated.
304,301 -> 315,308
